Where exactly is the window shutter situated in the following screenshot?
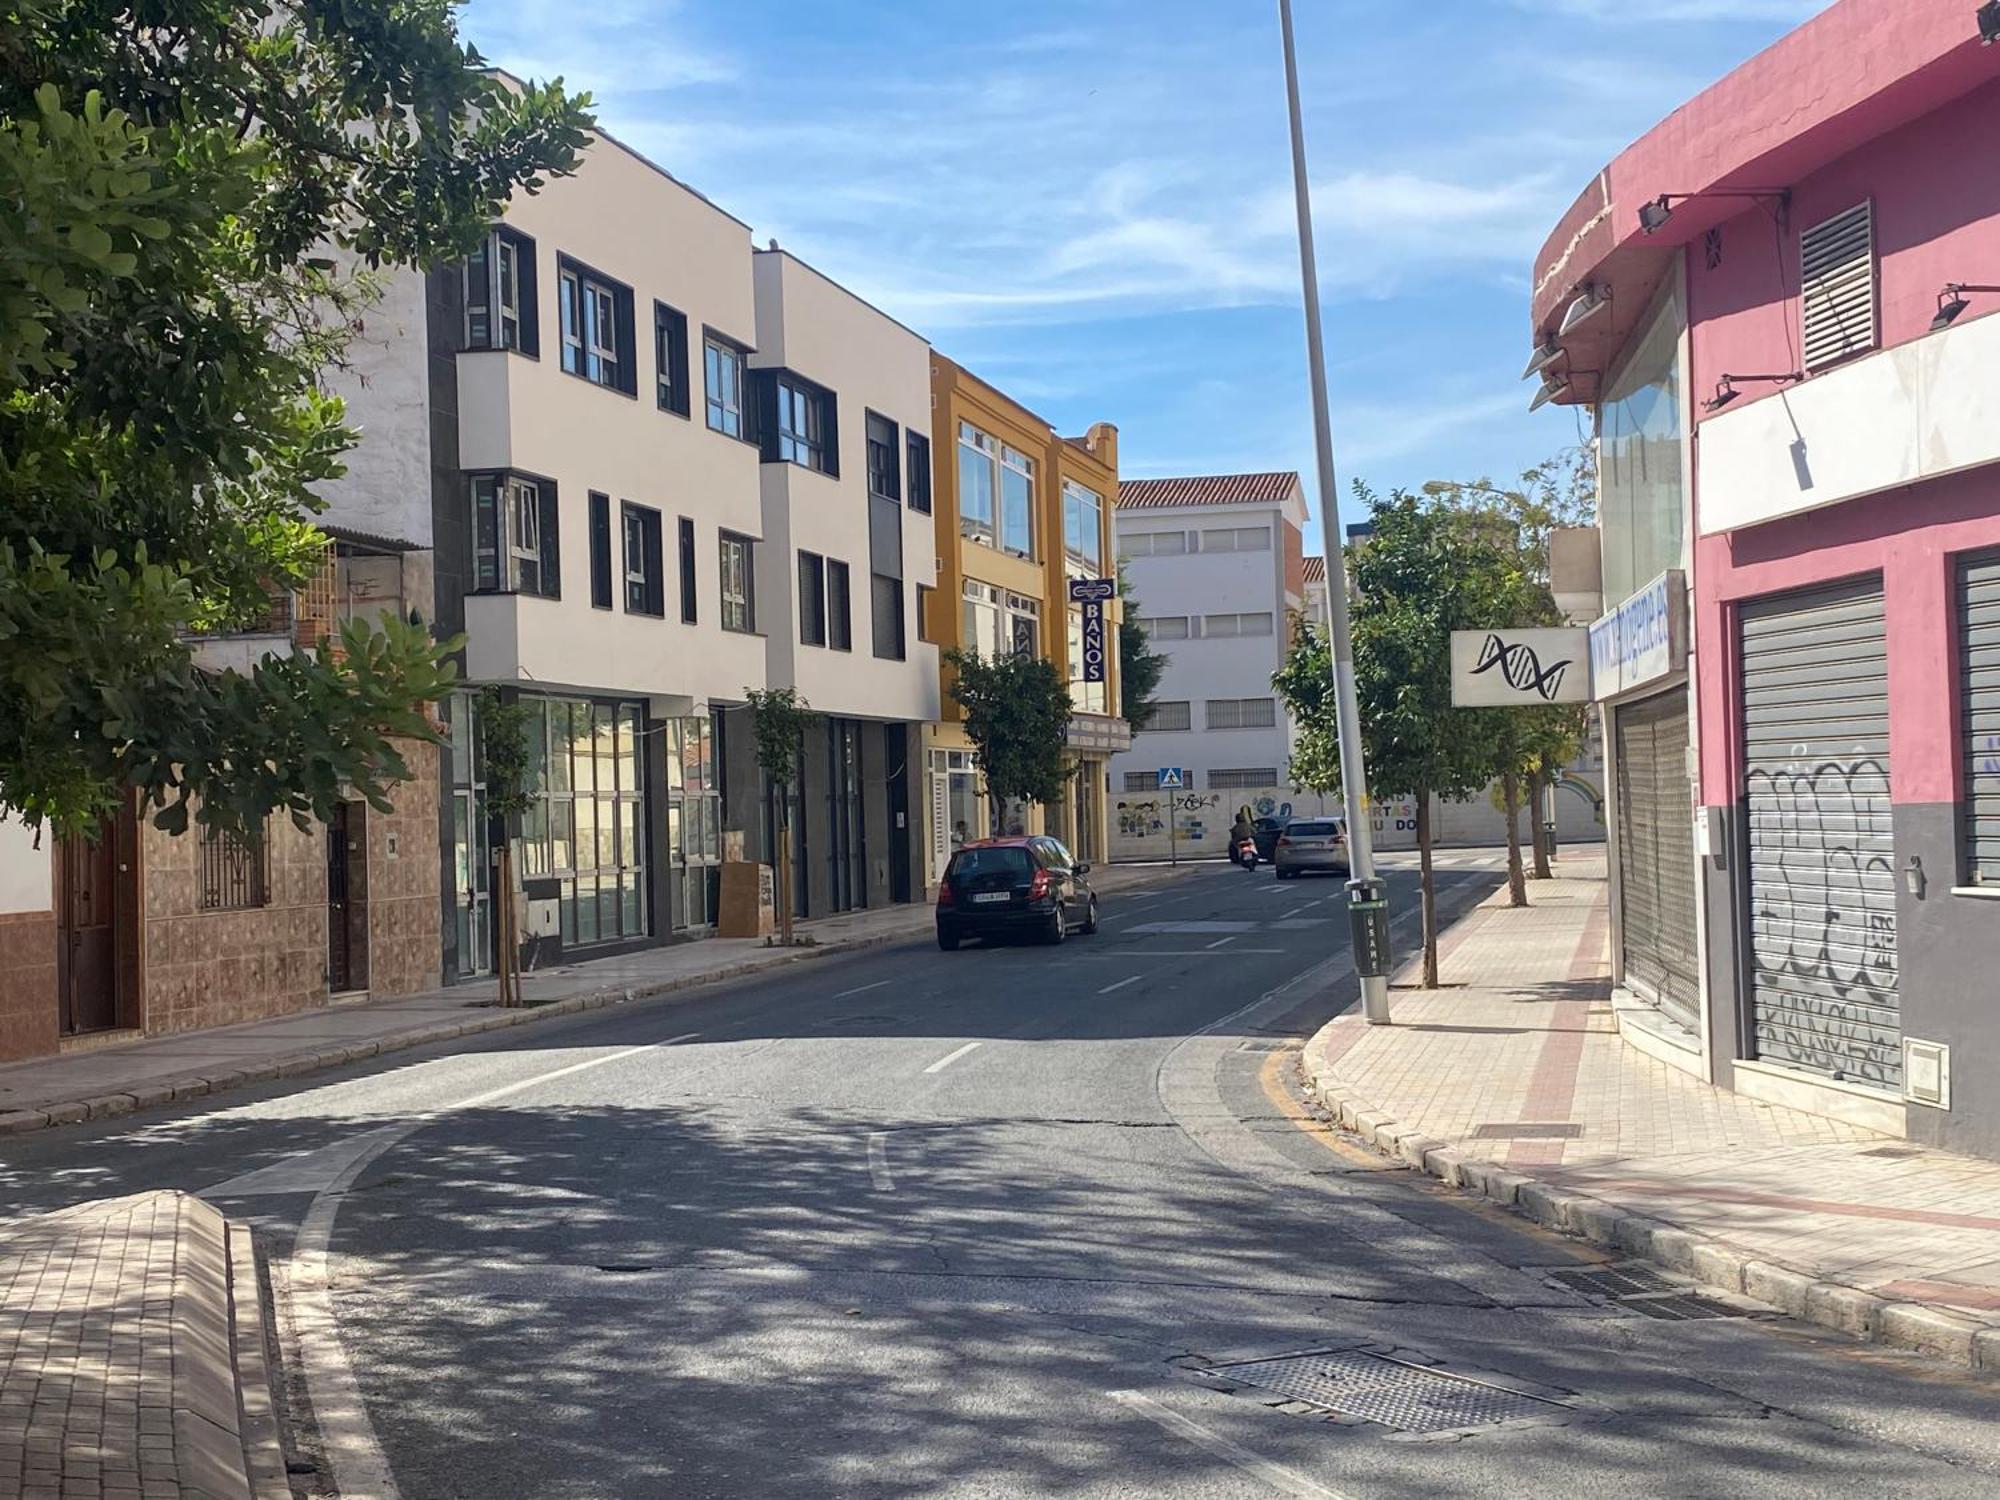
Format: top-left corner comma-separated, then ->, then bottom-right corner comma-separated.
514,233 -> 540,357
752,371 -> 780,462
464,237 -> 490,348
589,493 -> 612,609
613,287 -> 638,397
537,480 -> 561,598
821,390 -> 841,479
679,517 -> 697,624
1963,555 -> 2000,885
1800,202 -> 1875,370
472,476 -> 499,591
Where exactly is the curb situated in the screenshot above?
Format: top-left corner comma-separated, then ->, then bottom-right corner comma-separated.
0,864 -> 1198,1141
1297,1046 -> 2000,1374
226,1222 -> 291,1500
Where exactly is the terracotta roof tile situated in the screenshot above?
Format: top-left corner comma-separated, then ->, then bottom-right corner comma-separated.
1117,472 -> 1300,511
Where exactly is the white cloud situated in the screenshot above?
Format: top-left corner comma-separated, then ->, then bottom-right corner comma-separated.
463,0 -> 736,94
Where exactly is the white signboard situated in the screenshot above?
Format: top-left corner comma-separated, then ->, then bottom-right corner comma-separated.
1450,628 -> 1591,707
1589,570 -> 1686,700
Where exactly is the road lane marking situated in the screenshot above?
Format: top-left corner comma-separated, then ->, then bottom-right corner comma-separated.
1281,905 -> 1317,919
1098,975 -> 1144,995
923,1041 -> 982,1074
867,1133 -> 894,1191
1207,936 -> 1237,949
835,979 -> 891,999
1107,1390 -> 1356,1500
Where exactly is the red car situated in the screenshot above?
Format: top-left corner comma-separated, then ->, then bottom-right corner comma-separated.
936,836 -> 1100,950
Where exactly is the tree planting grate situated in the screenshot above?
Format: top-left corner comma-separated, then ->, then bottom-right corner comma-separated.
1197,1349 -> 1570,1434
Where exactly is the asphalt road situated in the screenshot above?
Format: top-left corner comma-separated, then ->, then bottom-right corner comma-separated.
5,856 -> 1999,1499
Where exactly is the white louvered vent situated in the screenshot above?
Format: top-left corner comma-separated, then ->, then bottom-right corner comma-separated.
1800,201 -> 1876,370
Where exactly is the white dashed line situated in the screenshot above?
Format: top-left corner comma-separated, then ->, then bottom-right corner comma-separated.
1097,975 -> 1144,995
835,979 -> 891,999
923,1041 -> 982,1074
1207,936 -> 1237,949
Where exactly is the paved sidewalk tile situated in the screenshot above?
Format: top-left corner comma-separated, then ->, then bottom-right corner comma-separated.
1302,852 -> 2000,1359
0,863 -> 1192,1136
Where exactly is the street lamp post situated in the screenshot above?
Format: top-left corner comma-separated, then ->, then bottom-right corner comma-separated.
1277,0 -> 1394,1024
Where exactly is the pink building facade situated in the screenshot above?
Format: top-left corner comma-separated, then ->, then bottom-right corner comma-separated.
1531,0 -> 2000,1154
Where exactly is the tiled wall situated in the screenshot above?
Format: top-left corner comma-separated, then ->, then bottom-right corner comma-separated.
0,912 -> 57,1062
365,739 -> 443,996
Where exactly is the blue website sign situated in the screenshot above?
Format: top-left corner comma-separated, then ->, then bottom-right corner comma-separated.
1590,570 -> 1684,700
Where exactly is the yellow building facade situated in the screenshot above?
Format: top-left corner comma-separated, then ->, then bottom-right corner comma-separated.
920,355 -> 1129,887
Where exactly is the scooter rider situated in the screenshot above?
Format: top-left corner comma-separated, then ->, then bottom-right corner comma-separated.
1230,805 -> 1256,865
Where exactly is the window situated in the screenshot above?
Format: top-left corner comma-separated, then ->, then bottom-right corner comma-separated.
588,492 -> 612,610
828,559 -> 853,651
719,532 -> 755,633
199,821 -> 268,910
866,412 -> 901,501
798,551 -> 827,647
705,335 -> 746,437
957,580 -> 1037,659
907,432 -> 932,514
463,228 -> 535,353
1063,481 -> 1103,571
1120,531 -> 1187,558
1207,697 -> 1278,730
1202,612 -> 1275,637
1599,279 -> 1685,604
521,698 -> 649,947
1000,444 -> 1035,557
1123,772 -> 1161,792
1962,553 -> 2000,885
622,504 -> 664,617
1209,768 -> 1278,790
1200,525 -> 1271,553
871,574 -> 904,660
1007,592 -> 1039,657
957,424 -> 998,547
557,258 -> 633,394
916,582 -> 935,643
1149,701 -> 1193,732
678,517 -> 697,624
1140,615 -> 1189,640
775,377 -> 834,473
1801,200 -> 1876,371
654,302 -> 690,416
472,474 -> 559,598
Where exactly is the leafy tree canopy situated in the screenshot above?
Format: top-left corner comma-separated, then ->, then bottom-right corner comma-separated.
943,647 -> 1073,828
0,0 -> 591,837
1115,564 -> 1167,734
744,687 -> 818,795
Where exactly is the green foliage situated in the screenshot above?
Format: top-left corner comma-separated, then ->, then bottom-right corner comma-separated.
476,687 -> 538,821
1420,444 -> 1596,581
744,687 -> 818,796
0,0 -> 591,838
1116,564 -> 1168,733
943,647 -> 1074,824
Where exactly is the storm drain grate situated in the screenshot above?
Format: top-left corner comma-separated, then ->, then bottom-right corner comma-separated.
1543,1262 -> 1754,1321
1545,1264 -> 1678,1299
1198,1349 -> 1570,1434
1622,1293 -> 1753,1321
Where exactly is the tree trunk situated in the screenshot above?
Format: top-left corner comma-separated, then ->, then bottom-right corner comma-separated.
777,806 -> 795,947
1530,766 -> 1554,880
1503,770 -> 1527,907
1417,793 -> 1439,989
496,839 -> 517,1007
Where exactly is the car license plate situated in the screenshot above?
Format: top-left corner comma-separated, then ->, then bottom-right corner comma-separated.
972,891 -> 1012,904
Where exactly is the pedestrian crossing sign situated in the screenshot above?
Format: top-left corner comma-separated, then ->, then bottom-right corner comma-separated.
1157,768 -> 1186,790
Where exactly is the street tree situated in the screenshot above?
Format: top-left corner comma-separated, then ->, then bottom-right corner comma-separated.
1274,486 -> 1523,986
1117,565 -> 1169,733
476,688 -> 538,1004
0,0 -> 591,841
745,687 -> 819,945
943,648 -> 1074,837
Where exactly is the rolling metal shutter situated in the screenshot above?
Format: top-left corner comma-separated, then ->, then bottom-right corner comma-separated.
1741,578 -> 1899,1090
1964,556 -> 2000,887
1614,692 -> 1701,1032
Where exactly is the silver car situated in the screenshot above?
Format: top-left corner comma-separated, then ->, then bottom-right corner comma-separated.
1273,817 -> 1349,879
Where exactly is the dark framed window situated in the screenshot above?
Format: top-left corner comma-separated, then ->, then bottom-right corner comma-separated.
719,532 -> 755,633
866,412 -> 901,501
798,551 -> 827,647
906,431 -> 932,514
621,503 -> 664,617
463,228 -> 538,354
777,379 -> 825,470
654,302 -> 690,417
828,559 -> 853,651
704,333 -> 746,437
871,573 -> 904,661
472,473 -> 560,599
199,821 -> 268,911
588,492 -> 612,610
678,517 -> 697,624
557,255 -> 635,395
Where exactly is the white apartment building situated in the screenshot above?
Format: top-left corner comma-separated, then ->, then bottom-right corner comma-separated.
1110,473 -> 1309,801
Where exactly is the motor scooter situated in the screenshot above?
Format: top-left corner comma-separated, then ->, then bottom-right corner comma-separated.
1232,835 -> 1259,869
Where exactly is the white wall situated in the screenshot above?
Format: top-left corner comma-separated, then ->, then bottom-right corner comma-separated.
1698,308 -> 2000,534
318,265 -> 434,546
0,815 -> 52,914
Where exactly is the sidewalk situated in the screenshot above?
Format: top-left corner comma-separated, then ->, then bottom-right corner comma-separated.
1301,852 -> 2000,1371
0,863 -> 1192,1140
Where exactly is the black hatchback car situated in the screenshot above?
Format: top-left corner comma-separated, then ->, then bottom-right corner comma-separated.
936,837 -> 1099,949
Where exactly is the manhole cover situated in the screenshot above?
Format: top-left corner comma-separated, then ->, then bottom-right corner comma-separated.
1543,1262 -> 1755,1321
1197,1349 -> 1570,1434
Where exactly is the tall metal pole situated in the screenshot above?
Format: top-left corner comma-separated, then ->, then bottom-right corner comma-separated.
1278,0 -> 1392,1024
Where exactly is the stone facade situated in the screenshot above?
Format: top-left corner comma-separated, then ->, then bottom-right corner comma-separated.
0,911 -> 57,1063
363,740 -> 444,997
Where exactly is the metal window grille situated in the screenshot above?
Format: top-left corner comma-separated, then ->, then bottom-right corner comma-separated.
1122,772 -> 1159,792
1209,768 -> 1279,789
1148,701 -> 1193,732
1206,697 -> 1278,730
1800,201 -> 1876,370
199,824 -> 269,911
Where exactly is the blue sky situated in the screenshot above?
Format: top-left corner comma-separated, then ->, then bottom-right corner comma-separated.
460,0 -> 1833,544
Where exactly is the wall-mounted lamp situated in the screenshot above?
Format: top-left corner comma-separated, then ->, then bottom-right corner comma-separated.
1638,189 -> 1790,236
1528,374 -> 1570,413
1521,336 -> 1564,381
1557,285 -> 1610,336
1702,372 -> 1802,412
1982,1 -> 2000,45
1931,282 -> 2000,332
1905,855 -> 1927,900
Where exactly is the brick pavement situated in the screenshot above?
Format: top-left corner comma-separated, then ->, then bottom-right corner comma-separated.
0,1191 -> 278,1500
1302,852 -> 2000,1369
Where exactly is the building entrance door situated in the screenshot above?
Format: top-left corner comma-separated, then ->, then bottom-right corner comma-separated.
57,805 -> 133,1036
328,802 -> 370,994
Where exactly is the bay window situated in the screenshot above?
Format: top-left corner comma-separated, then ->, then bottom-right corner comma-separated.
472,473 -> 559,598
